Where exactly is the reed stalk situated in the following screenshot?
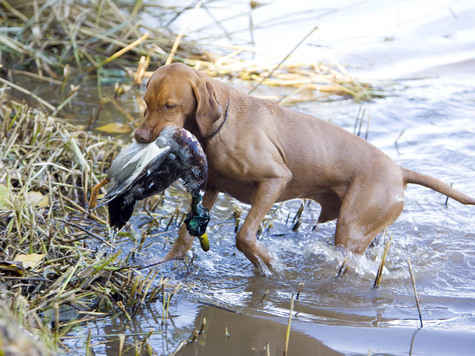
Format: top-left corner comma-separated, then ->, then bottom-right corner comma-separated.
408,258 -> 423,328
0,93 -> 181,354
1,0 -> 375,102
283,294 -> 295,356
374,234 -> 393,288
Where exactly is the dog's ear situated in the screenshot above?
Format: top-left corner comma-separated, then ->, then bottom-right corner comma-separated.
192,79 -> 222,138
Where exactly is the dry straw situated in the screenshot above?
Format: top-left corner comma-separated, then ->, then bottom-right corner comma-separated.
0,0 -> 203,74
0,93 -> 182,354
1,0 -> 375,103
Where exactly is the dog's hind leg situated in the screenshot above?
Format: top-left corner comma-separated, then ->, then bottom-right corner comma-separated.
334,180 -> 404,254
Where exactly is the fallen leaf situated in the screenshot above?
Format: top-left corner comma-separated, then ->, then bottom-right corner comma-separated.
26,191 -> 49,207
95,123 -> 131,134
14,253 -> 45,269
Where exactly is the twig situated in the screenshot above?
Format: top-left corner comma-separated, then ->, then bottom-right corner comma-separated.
60,331 -> 161,339
374,234 -> 392,288
198,301 -> 238,314
283,294 -> 295,356
248,25 -> 318,94
259,289 -> 269,303
9,69 -> 63,85
409,327 -> 422,355
97,32 -> 150,68
248,3 -> 256,59
0,0 -> 28,21
407,258 -> 423,328
61,195 -> 107,225
337,257 -> 348,277
51,91 -> 78,117
165,1 -> 203,65
57,219 -> 112,247
169,340 -> 187,356
395,129 -> 405,154
444,183 -> 453,207
118,257 -> 184,271
296,283 -> 304,300
198,317 -> 207,334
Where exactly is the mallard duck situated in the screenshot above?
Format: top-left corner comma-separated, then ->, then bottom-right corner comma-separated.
89,126 -> 210,251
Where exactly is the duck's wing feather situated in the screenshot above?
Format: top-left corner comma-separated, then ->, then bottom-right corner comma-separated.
104,144 -> 171,201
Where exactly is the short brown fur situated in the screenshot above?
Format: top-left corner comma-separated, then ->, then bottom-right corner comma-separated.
134,63 -> 475,270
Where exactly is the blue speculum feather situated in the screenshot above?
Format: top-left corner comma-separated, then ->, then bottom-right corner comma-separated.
101,126 -> 210,248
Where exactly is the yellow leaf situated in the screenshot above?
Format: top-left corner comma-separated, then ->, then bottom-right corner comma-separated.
14,253 -> 45,269
95,123 -> 131,134
26,191 -> 49,207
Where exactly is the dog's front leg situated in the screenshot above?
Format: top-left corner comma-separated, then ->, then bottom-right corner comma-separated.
164,187 -> 219,260
236,174 -> 291,271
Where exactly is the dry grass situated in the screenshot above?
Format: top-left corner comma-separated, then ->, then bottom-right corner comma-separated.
0,299 -> 55,356
0,0 -> 205,75
0,0 -> 376,102
0,93 -> 185,354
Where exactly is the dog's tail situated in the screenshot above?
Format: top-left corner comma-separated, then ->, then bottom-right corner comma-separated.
402,168 -> 475,205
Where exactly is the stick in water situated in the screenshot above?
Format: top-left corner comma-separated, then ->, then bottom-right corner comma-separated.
248,25 -> 318,95
284,294 -> 295,356
374,234 -> 392,288
166,2 -> 203,65
408,257 -> 423,328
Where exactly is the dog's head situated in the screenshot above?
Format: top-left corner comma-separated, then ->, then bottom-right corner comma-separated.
134,63 -> 222,143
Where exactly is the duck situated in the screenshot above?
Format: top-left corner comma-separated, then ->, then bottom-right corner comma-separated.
89,126 -> 210,251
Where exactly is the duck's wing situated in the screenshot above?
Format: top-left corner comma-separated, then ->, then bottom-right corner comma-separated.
103,144 -> 171,204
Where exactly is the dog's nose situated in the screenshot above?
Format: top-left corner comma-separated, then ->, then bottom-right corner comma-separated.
134,128 -> 152,143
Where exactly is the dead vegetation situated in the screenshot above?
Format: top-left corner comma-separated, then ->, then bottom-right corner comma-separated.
0,94 -> 187,354
0,0 -> 375,103
0,0 -> 205,75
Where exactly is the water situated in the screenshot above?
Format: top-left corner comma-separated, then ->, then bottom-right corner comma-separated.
10,1 -> 475,354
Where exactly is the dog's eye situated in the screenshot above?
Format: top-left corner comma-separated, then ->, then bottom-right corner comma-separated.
166,103 -> 177,109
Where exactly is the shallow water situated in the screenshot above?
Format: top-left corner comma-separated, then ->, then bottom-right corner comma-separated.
59,76 -> 473,354
8,1 -> 475,355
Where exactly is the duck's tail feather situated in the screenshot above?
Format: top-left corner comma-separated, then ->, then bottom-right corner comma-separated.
107,195 -> 136,230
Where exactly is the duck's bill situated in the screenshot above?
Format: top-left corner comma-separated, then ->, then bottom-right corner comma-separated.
198,233 -> 210,252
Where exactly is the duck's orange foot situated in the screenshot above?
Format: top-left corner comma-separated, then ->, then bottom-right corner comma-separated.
89,178 -> 109,211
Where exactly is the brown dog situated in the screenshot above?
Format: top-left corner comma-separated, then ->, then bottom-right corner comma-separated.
134,62 -> 474,270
